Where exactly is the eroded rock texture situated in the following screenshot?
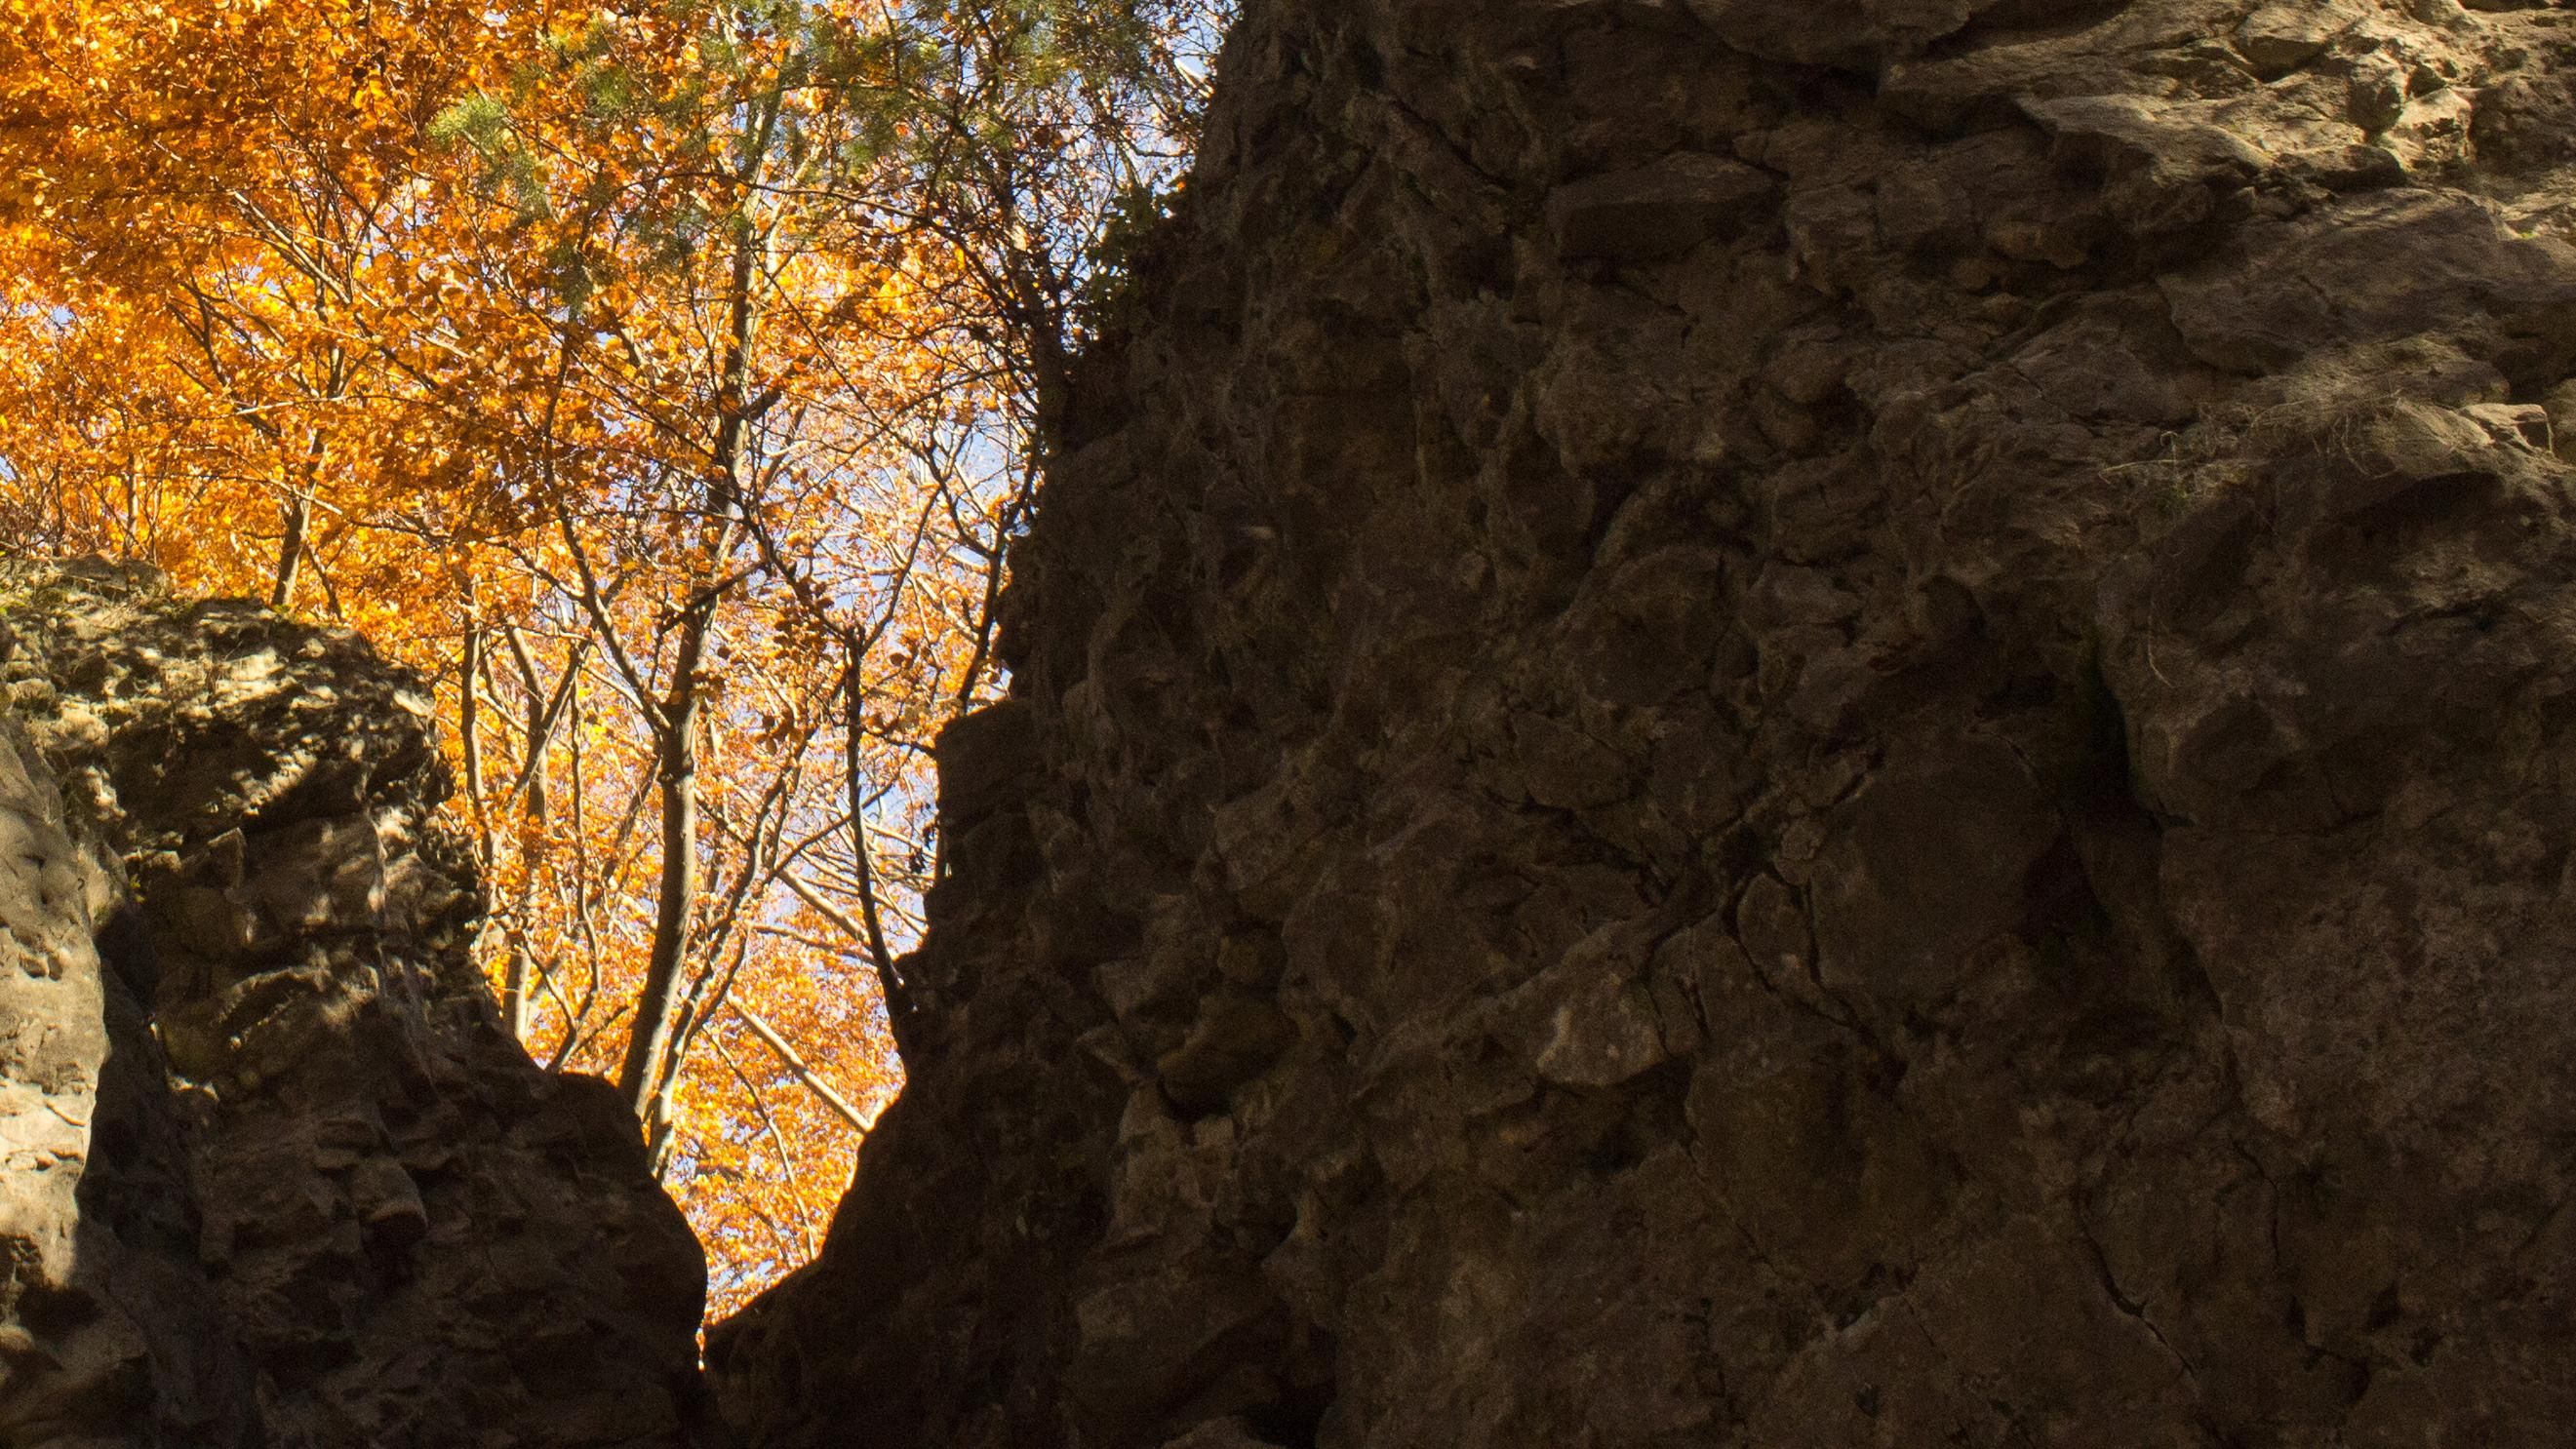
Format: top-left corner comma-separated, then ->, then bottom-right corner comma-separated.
711,1 -> 2576,1444
0,563 -> 706,1447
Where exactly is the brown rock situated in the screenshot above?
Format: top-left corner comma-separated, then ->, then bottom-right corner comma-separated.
0,563 -> 709,1447
1544,152 -> 1777,261
677,0 -> 2576,1444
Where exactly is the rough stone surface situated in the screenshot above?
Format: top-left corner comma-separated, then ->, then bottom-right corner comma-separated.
0,562 -> 709,1447
705,0 -> 2576,1445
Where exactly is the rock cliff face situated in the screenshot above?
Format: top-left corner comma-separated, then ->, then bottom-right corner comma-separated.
710,1 -> 2576,1446
0,564 -> 706,1447
15,0 -> 2576,1444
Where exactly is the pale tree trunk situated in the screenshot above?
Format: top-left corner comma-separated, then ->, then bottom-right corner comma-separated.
621,605 -> 712,1162
270,492 -> 309,610
457,607 -> 503,1020
501,625 -> 551,1043
269,430 -> 326,610
617,221 -> 762,1165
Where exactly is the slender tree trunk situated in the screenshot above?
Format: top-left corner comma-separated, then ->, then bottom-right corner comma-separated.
460,608 -> 520,1036
501,947 -> 533,1042
459,619 -> 485,833
270,491 -> 309,609
504,626 -> 548,1043
513,627 -> 551,822
616,220 -> 762,1158
842,661 -> 903,1005
619,603 -> 712,1156
269,430 -> 326,610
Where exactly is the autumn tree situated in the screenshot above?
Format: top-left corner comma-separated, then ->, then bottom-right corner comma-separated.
0,0 -> 1228,1308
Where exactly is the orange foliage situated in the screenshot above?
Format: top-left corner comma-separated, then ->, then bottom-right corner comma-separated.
0,0 -> 1226,1310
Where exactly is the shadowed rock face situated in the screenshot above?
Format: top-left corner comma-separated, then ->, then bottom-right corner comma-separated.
14,0 -> 2574,1443
0,563 -> 708,1448
706,1 -> 2576,1446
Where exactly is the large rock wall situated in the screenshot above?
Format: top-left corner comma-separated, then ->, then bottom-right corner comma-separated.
0,563 -> 708,1447
714,1 -> 2576,1445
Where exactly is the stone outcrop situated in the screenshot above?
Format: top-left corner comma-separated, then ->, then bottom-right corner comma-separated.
14,0 -> 2576,1444
710,1 -> 2576,1446
0,563 -> 707,1447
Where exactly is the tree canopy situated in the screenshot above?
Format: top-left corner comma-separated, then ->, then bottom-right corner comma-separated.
0,0 -> 1227,1310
